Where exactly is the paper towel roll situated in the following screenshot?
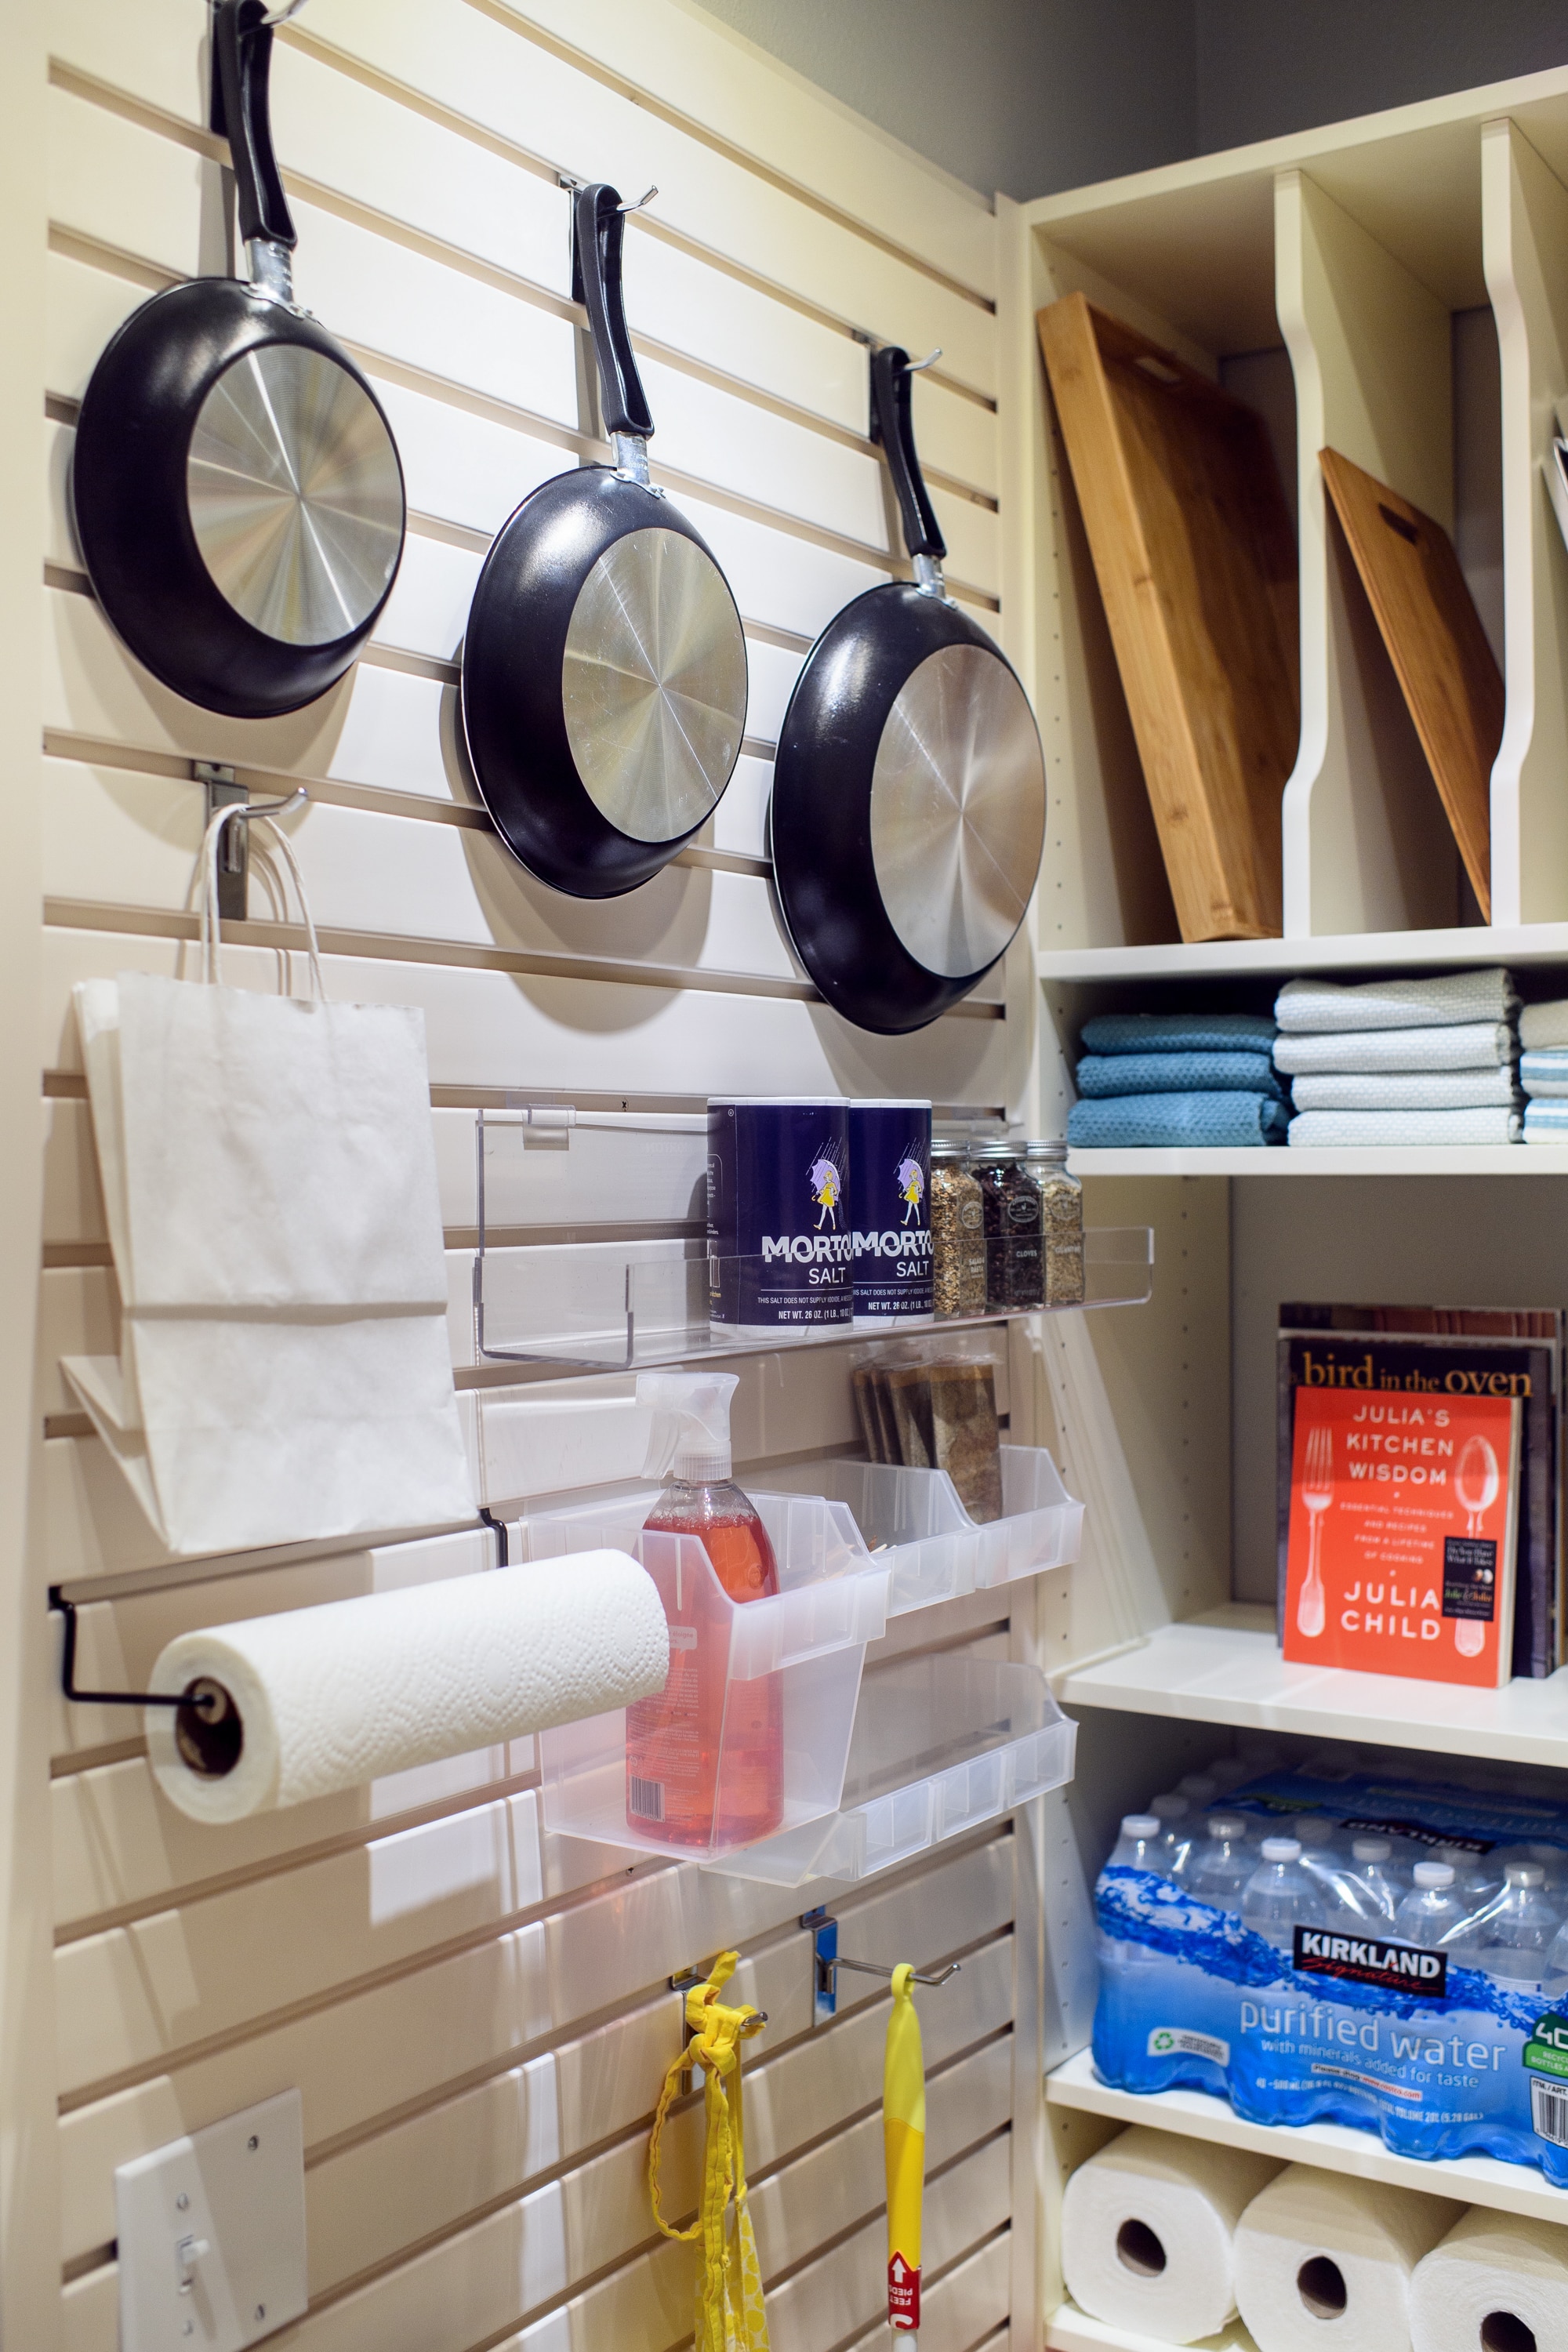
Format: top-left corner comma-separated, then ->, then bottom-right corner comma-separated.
1411,2208 -> 1568,2352
1236,2164 -> 1463,2352
1061,2125 -> 1281,2343
145,1552 -> 669,1822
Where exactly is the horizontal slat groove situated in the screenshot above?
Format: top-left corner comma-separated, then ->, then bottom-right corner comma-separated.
40,902 -> 1006,1018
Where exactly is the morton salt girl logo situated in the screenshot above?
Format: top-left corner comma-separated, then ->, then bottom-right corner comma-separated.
809,1151 -> 842,1229
1283,1386 -> 1519,1690
898,1156 -> 924,1222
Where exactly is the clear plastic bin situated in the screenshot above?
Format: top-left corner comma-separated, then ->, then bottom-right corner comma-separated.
523,1489 -> 891,1860
704,1654 -> 1076,1886
766,1446 -> 1083,1613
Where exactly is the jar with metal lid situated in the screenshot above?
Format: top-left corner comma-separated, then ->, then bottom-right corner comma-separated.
1026,1141 -> 1084,1306
929,1140 -> 987,1316
967,1140 -> 1044,1309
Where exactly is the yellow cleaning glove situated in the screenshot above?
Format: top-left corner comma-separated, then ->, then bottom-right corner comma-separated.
650,1950 -> 771,2352
884,1961 -> 926,2332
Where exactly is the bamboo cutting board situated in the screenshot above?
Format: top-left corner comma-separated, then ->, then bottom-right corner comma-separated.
1037,292 -> 1298,942
1319,447 -> 1501,920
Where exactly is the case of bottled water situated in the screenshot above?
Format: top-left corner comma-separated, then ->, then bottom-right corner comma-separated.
1092,1762 -> 1568,2181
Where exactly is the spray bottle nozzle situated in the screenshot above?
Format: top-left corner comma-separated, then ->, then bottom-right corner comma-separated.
640,1371 -> 738,1485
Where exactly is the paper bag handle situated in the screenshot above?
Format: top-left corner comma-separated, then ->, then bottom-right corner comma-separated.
199,808 -> 326,999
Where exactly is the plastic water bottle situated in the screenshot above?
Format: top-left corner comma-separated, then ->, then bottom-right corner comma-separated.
1434,1842 -> 1501,1904
1528,1843 -> 1568,1899
1540,1922 -> 1568,2000
1150,1794 -> 1195,1879
1242,1838 -> 1327,1952
1096,1815 -> 1167,1972
1189,1813 -> 1254,1911
1393,1861 -> 1470,1949
1178,1770 -> 1220,1811
1465,1864 -> 1561,1984
1291,1813 -> 1347,1901
1337,1835 -> 1400,1925
1205,1758 -> 1254,1794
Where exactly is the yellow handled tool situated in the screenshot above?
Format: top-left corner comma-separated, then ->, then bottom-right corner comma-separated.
884,1962 -> 925,2340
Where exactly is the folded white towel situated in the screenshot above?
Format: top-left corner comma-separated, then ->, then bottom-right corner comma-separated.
1288,1069 -> 1520,1111
1272,1021 -> 1515,1075
1521,1049 -> 1568,1098
1276,969 -> 1516,1033
1521,1000 -> 1568,1051
1288,1106 -> 1521,1146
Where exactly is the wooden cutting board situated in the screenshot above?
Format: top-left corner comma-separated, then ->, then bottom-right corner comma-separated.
1036,292 -> 1298,943
1319,446 -> 1501,920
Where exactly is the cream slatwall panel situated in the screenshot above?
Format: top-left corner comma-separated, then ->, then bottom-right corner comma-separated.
37,0 -> 1033,2346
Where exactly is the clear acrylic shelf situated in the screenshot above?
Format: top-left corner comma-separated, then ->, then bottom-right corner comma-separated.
765,1446 -> 1085,1613
704,1654 -> 1076,1887
522,1488 -> 891,1861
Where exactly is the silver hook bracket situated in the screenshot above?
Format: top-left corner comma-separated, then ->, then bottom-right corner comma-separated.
670,1967 -> 769,2092
618,185 -> 658,214
198,765 -> 308,921
256,0 -> 309,26
804,1908 -> 960,2025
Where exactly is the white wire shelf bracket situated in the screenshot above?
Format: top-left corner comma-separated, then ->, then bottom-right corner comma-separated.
1045,2044 -> 1568,2230
1053,1606 -> 1568,1769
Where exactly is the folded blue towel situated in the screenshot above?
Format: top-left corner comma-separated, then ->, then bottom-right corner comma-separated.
1524,1101 -> 1568,1139
1521,1049 -> 1568,1098
1080,1012 -> 1278,1057
1068,1091 -> 1289,1148
1076,1050 -> 1286,1100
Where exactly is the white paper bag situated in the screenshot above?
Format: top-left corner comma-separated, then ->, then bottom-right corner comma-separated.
64,809 -> 474,1554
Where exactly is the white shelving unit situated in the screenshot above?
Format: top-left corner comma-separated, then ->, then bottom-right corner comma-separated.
1006,60 -> 1568,2314
1047,2046 -> 1568,2227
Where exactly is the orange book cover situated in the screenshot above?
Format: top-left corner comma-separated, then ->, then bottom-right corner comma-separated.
1282,1386 -> 1520,1687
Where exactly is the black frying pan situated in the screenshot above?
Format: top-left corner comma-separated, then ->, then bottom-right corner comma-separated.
459,183 -> 748,898
770,345 -> 1047,1035
72,0 -> 406,720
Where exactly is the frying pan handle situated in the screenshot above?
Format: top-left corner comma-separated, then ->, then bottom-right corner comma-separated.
212,0 -> 296,272
572,183 -> 655,444
870,345 -> 946,566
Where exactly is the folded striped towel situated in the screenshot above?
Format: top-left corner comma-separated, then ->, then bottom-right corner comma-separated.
1525,1101 -> 1568,1139
1276,968 -> 1516,1033
1288,1107 -> 1521,1146
1076,1051 -> 1286,1099
1289,1069 -> 1520,1111
1521,1000 -> 1568,1051
1079,1012 -> 1277,1055
1068,1092 -> 1288,1148
1272,1020 -> 1516,1076
1521,1049 -> 1568,1098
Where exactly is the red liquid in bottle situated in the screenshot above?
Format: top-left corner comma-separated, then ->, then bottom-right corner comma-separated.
625,1480 -> 785,1847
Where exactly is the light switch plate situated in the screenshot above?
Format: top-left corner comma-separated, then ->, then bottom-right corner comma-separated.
115,2089 -> 307,2352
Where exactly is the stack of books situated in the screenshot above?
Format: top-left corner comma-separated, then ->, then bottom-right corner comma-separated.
1277,1303 -> 1563,1686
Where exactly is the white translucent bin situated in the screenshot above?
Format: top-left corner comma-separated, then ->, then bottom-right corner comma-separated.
766,1445 -> 1083,1613
705,1655 -> 1076,1887
521,1490 -> 891,1860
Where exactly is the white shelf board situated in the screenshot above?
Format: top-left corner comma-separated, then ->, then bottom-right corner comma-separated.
1047,2045 -> 1568,2227
1054,1606 -> 1568,1769
1037,922 -> 1568,984
1047,2299 -> 1255,2352
1068,1148 -> 1568,1178
1047,2297 -> 1256,2352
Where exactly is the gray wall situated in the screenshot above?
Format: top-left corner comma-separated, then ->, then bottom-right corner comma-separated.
695,0 -> 1568,200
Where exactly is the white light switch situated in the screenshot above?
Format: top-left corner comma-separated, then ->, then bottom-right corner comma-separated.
115,2090 -> 307,2352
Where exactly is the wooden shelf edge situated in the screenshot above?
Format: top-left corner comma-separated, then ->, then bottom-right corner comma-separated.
1045,2045 -> 1568,2227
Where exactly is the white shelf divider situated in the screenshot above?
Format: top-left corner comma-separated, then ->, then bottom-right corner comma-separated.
1046,2044 -> 1568,2228
1066,1147 -> 1568,1177
1037,921 -> 1568,982
1054,1605 -> 1568,1767
1047,2297 -> 1257,2352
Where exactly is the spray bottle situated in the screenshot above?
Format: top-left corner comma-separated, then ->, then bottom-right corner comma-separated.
624,1371 -> 784,1847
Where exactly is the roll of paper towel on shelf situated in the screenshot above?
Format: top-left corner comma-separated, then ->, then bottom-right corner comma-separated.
1410,2207 -> 1568,2352
1235,2163 -> 1463,2352
1059,2125 -> 1281,2343
145,1552 -> 669,1823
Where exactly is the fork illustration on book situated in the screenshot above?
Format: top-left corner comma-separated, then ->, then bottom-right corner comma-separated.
1296,1422 -> 1333,1639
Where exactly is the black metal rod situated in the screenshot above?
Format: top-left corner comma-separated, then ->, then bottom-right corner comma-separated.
50,1590 -> 195,1710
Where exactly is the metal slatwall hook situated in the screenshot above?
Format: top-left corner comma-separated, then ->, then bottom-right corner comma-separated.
50,1589 -> 214,1715
618,186 -> 658,213
670,1965 -> 768,2092
903,347 -> 942,373
804,1908 -> 959,2024
256,0 -> 310,27
198,765 -> 308,920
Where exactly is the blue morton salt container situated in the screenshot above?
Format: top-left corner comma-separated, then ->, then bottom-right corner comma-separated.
708,1098 -> 853,1335
850,1100 -> 933,1327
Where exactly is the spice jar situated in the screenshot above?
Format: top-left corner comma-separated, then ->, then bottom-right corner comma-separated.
929,1141 -> 987,1316
967,1140 -> 1044,1310
1026,1141 -> 1084,1306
